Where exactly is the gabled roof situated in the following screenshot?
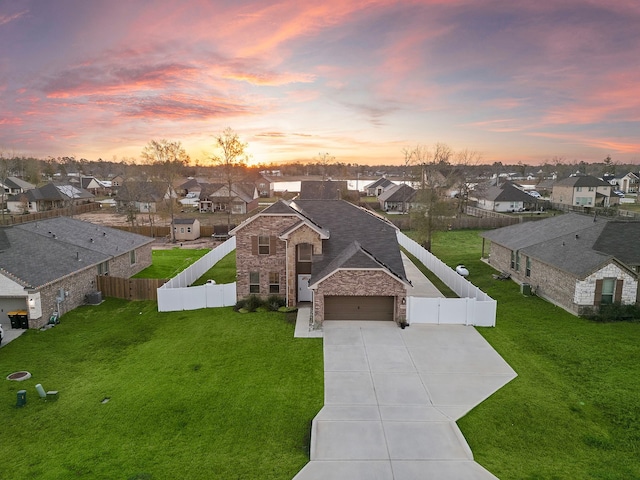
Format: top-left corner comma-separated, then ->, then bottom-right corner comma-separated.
378,184 -> 416,203
172,218 -> 197,225
477,183 -> 536,203
365,177 -> 394,190
116,181 -> 168,202
299,180 -> 347,200
0,217 -> 153,288
4,177 -> 34,190
553,175 -> 610,188
481,213 -> 639,277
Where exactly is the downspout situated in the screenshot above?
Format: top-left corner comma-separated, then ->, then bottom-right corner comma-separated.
284,238 -> 289,306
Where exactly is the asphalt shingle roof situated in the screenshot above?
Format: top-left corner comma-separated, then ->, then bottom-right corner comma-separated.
0,217 -> 154,288
378,184 -> 416,203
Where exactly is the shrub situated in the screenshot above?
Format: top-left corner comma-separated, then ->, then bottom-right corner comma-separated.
245,294 -> 264,312
234,298 -> 247,312
581,303 -> 640,323
266,295 -> 286,311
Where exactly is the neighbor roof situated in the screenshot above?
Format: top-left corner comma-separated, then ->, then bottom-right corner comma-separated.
0,217 -> 154,288
365,177 -> 394,190
477,183 -> 536,203
378,184 -> 416,203
299,180 -> 347,200
481,213 -> 639,277
553,175 -> 610,188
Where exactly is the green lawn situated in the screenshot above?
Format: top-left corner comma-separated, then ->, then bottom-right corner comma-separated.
133,248 -> 210,279
427,229 -> 640,479
192,251 -> 237,286
0,300 -> 323,479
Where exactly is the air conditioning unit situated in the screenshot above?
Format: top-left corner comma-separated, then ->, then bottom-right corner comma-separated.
86,291 -> 103,305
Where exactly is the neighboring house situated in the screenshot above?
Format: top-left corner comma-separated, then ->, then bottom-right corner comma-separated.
378,184 -> 416,212
364,177 -> 395,197
7,183 -> 94,213
603,172 -> 639,194
481,213 -> 640,315
1,176 -> 35,195
199,183 -> 258,214
177,178 -> 209,197
230,199 -> 410,325
116,181 -> 174,213
111,174 -> 125,187
0,217 -> 154,329
242,171 -> 274,198
80,176 -> 108,195
299,180 -> 349,200
172,218 -> 201,241
551,175 -> 614,207
472,182 -> 538,212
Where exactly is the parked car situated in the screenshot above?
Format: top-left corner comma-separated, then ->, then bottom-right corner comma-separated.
528,191 -> 541,198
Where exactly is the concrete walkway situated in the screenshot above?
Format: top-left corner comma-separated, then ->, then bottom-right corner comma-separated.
0,327 -> 26,348
293,321 -> 517,480
401,252 -> 444,298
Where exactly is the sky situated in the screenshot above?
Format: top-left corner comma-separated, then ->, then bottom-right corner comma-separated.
1,0 -> 639,166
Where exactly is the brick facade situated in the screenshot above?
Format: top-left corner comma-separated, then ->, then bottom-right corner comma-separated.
575,264 -> 637,307
313,270 -> 407,325
29,244 -> 152,328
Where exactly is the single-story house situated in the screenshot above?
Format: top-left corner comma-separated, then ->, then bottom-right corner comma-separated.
471,182 -> 538,212
0,216 -> 154,329
7,183 -> 94,213
116,181 -> 175,213
1,176 -> 35,195
481,213 -> 640,315
364,177 -> 395,197
199,183 -> 258,214
230,199 -> 410,325
378,184 -> 416,212
172,218 -> 201,241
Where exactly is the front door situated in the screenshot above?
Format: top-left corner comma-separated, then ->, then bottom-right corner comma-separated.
298,274 -> 312,302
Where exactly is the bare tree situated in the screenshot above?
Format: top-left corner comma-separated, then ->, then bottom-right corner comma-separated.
317,152 -> 335,180
140,139 -> 189,242
211,128 -> 249,233
452,149 -> 482,214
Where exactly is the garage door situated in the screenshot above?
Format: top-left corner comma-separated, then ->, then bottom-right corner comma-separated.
324,296 -> 394,321
0,297 -> 28,327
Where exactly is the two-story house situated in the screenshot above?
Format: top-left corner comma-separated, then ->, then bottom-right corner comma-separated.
551,175 -> 614,207
230,199 -> 410,325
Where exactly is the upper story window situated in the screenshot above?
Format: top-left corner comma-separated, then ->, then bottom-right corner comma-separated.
258,235 -> 270,255
298,243 -> 312,262
130,250 -> 136,265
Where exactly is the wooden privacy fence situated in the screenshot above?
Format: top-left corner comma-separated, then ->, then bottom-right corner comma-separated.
0,202 -> 100,225
96,276 -> 167,301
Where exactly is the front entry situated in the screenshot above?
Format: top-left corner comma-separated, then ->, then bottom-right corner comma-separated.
298,274 -> 312,302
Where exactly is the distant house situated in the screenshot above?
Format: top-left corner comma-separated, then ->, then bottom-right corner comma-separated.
603,172 -> 639,194
80,176 -> 108,195
481,213 -> 639,316
299,180 -> 349,200
0,217 -> 154,329
199,183 -> 258,214
242,172 -> 274,198
7,183 -> 94,213
551,175 -> 614,207
1,177 -> 35,195
364,177 -> 395,197
115,181 -> 175,213
471,182 -> 538,212
378,184 -> 416,212
172,218 -> 201,241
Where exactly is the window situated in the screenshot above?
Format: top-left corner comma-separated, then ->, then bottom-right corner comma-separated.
269,272 -> 280,293
600,278 -> 615,305
180,227 -> 185,233
525,256 -> 531,277
576,186 -> 582,192
515,251 -> 520,271
249,272 -> 260,293
258,235 -> 270,255
130,250 -> 136,265
298,243 -> 312,262
510,251 -> 516,269
97,260 -> 109,276
588,186 -> 594,192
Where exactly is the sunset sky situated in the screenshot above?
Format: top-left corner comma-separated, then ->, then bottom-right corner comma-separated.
1,0 -> 639,166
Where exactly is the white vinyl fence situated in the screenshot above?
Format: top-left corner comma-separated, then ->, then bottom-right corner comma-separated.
397,232 -> 496,326
157,237 -> 237,312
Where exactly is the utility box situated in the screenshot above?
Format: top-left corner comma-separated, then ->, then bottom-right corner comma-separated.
521,283 -> 532,296
16,390 -> 27,407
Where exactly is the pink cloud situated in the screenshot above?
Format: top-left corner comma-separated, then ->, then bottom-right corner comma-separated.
0,9 -> 28,27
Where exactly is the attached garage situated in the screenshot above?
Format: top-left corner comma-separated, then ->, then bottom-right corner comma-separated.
0,297 -> 28,328
324,296 -> 395,321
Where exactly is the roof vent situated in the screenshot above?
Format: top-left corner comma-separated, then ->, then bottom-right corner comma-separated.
575,234 -> 579,239
90,238 -> 94,243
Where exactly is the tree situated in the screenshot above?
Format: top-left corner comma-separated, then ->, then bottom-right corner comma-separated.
211,128 -> 249,233
317,152 -> 335,180
140,139 -> 189,242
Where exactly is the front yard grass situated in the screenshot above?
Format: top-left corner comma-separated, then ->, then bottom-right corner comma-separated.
0,300 -> 323,480
427,229 -> 640,479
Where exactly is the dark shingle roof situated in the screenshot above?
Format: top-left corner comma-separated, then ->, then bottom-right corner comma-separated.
299,180 -> 347,200
478,183 -> 536,203
592,222 -> 640,267
365,177 -> 394,190
0,217 -> 154,288
553,175 -> 610,187
173,218 -> 197,225
378,184 -> 416,203
292,200 -> 407,284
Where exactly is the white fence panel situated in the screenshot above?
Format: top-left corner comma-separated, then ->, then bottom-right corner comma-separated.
398,232 -> 497,327
157,237 -> 238,312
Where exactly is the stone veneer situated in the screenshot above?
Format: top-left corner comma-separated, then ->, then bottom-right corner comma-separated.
313,269 -> 407,325
574,264 -> 637,306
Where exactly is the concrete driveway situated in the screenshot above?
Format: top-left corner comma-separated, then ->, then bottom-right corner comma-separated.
293,321 -> 516,480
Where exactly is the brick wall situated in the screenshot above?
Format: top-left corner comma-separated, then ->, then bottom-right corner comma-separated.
313,270 -> 407,325
284,224 -> 323,306
575,264 -> 637,306
31,244 -> 153,329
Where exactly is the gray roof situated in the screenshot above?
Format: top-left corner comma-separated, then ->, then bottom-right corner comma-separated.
0,217 -> 154,288
173,218 -> 197,225
291,200 -> 407,285
478,183 -> 536,203
481,213 -> 639,277
553,175 -> 610,187
378,184 -> 416,203
5,177 -> 35,190
365,177 -> 394,190
299,180 -> 347,200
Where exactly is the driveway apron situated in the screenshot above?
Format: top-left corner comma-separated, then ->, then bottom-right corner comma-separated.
293,321 -> 517,480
